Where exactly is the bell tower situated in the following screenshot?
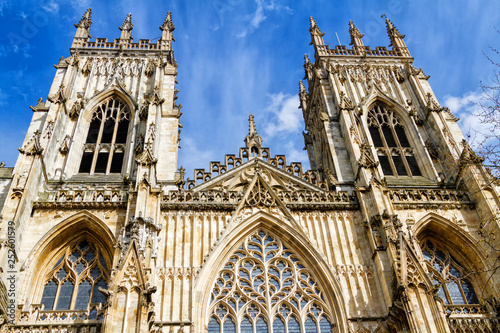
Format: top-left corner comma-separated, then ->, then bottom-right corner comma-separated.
300,17 -> 500,332
0,9 -> 181,333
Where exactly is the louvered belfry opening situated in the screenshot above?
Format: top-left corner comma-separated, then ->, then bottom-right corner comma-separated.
367,103 -> 421,177
79,97 -> 130,174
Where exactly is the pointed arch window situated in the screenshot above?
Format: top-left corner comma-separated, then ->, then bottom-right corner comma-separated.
207,230 -> 334,333
368,103 -> 421,177
39,240 -> 109,312
79,97 -> 130,174
421,240 -> 478,306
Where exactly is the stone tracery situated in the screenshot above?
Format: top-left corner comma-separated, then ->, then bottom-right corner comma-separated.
207,229 -> 334,333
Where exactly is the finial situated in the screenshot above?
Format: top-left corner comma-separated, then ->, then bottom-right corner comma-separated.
119,13 -> 133,40
385,17 -> 404,39
348,20 -> 364,41
384,17 -> 410,56
299,80 -> 306,93
310,16 -> 317,28
159,11 -> 175,47
120,13 -> 133,31
75,8 -> 92,29
308,16 -> 325,48
249,113 -> 256,135
304,53 -> 311,65
160,11 -> 175,32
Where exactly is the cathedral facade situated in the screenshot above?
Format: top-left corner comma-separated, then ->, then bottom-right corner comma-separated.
0,9 -> 499,333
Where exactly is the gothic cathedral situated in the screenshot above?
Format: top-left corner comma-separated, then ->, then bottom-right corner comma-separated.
0,9 -> 499,333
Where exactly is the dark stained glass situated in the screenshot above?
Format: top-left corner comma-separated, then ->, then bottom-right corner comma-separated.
273,316 -> 285,333
223,317 -> 236,333
319,317 -> 333,333
289,315 -> 302,333
240,316 -> 253,333
208,317 -> 220,333
40,280 -> 57,310
256,316 -> 268,333
75,280 -> 91,310
369,127 -> 383,147
304,315 -> 317,333
56,280 -> 74,310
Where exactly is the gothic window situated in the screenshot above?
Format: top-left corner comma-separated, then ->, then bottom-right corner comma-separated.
367,103 -> 421,177
79,97 -> 130,174
421,240 -> 478,306
207,230 -> 334,333
39,240 -> 109,312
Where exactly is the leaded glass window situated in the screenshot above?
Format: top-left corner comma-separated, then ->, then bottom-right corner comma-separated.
368,103 -> 421,177
421,240 -> 478,305
79,97 -> 130,174
39,240 -> 109,311
207,230 -> 334,333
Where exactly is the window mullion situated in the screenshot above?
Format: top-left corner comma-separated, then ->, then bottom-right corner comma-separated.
90,109 -> 107,174
106,110 -> 120,174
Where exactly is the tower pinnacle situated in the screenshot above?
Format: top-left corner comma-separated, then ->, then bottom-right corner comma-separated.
160,11 -> 175,49
244,114 -> 263,156
385,18 -> 410,56
72,8 -> 92,48
309,16 -> 325,53
348,20 -> 365,55
119,13 -> 134,41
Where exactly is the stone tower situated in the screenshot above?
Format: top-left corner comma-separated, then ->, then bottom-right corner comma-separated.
0,11 -> 499,333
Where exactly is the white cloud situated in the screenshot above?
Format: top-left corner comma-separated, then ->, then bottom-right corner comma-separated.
443,91 -> 500,149
263,93 -> 301,137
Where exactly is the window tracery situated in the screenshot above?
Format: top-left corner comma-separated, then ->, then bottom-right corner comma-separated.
39,240 -> 109,312
421,240 -> 478,306
367,103 -> 421,177
79,97 -> 130,174
207,230 -> 334,333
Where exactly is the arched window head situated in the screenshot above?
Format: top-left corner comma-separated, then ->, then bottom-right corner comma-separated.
207,230 -> 334,333
421,240 -> 478,306
367,103 -> 421,177
39,239 -> 109,312
79,97 -> 130,174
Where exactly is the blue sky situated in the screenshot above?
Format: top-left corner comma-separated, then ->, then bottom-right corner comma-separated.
0,0 -> 499,177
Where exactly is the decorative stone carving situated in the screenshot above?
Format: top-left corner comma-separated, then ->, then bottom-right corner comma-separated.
59,135 -> 71,155
119,216 -> 162,258
69,97 -> 84,120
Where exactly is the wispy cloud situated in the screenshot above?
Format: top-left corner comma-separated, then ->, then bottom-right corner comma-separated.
263,93 -> 301,137
236,0 -> 292,38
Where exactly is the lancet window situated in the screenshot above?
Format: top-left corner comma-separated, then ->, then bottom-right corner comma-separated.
207,230 -> 334,333
421,240 -> 478,306
39,240 -> 109,312
367,103 -> 421,177
79,97 -> 130,174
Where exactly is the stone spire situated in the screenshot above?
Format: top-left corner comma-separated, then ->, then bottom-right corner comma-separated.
119,13 -> 134,41
244,114 -> 263,158
348,20 -> 365,55
385,18 -> 410,56
309,16 -> 325,52
160,11 -> 175,49
72,8 -> 92,48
